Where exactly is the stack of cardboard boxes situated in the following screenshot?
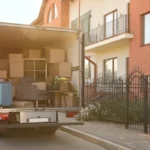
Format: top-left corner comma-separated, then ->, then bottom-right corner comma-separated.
23,49 -> 41,58
46,48 -> 77,107
9,54 -> 24,78
0,49 -> 78,108
9,54 -> 24,97
46,48 -> 72,78
0,70 -> 7,79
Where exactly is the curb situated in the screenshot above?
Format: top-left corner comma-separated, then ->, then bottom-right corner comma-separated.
60,126 -> 133,150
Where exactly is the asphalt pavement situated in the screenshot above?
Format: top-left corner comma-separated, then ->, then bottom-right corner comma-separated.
0,128 -> 106,150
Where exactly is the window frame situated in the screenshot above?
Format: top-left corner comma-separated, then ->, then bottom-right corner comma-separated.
53,3 -> 58,19
142,12 -> 150,45
104,57 -> 118,81
48,8 -> 52,23
24,58 -> 47,82
48,3 -> 58,23
81,16 -> 91,33
71,10 -> 91,33
85,58 -> 91,79
104,10 -> 118,38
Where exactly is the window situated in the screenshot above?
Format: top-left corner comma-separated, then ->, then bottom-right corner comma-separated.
71,11 -> 91,33
104,10 -> 117,38
49,9 -> 52,23
54,4 -> 58,19
71,22 -> 77,29
48,3 -> 58,23
81,16 -> 91,33
24,59 -> 46,82
85,58 -> 91,79
143,13 -> 150,45
104,58 -> 117,81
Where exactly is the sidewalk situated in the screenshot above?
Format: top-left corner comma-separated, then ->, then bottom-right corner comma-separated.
61,122 -> 150,150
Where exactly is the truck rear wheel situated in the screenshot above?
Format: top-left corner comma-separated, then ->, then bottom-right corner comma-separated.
0,129 -> 8,138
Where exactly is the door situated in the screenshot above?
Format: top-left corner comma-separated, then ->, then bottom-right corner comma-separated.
105,10 -> 117,38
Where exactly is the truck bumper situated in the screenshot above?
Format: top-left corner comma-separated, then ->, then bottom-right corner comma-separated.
0,121 -> 83,129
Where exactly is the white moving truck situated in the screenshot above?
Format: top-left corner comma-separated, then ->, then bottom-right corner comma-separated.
0,22 -> 84,136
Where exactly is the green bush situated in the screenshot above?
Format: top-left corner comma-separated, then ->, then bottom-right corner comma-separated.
78,99 -> 150,123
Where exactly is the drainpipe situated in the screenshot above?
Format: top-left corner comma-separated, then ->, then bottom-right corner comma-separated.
78,0 -> 82,107
81,33 -> 85,108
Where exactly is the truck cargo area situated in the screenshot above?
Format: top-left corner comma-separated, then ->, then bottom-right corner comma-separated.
0,22 -> 82,126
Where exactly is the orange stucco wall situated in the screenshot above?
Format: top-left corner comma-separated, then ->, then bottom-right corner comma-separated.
130,0 -> 150,75
61,0 -> 69,28
43,0 -> 69,28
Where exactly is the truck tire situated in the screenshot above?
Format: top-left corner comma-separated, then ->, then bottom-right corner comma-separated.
48,127 -> 58,134
0,130 -> 8,138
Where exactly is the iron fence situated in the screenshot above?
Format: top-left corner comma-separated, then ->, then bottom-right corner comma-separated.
84,14 -> 129,46
84,67 -> 150,134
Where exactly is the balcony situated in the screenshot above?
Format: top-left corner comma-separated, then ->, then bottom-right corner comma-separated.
84,14 -> 133,48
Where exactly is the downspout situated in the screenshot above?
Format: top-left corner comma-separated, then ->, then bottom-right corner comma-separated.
78,0 -> 82,107
81,33 -> 85,108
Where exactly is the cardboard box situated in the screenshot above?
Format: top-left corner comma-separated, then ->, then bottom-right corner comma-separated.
10,62 -> 24,77
23,49 -> 28,58
70,82 -> 78,93
59,82 -> 69,92
0,70 -> 7,78
0,59 -> 9,70
50,62 -> 72,78
54,93 -> 61,107
46,48 -> 65,63
61,95 -> 77,107
10,78 -> 19,86
9,54 -> 23,62
29,49 -> 41,58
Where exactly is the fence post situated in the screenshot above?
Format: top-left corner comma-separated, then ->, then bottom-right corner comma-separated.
144,76 -> 148,134
125,76 -> 129,129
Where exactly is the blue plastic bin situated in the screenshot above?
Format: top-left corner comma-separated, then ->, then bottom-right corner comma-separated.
0,82 -> 12,106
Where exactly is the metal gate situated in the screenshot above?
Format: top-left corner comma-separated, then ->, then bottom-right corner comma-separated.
126,67 -> 150,133
84,67 -> 150,134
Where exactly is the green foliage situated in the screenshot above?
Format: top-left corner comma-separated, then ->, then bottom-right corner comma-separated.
78,99 -> 150,123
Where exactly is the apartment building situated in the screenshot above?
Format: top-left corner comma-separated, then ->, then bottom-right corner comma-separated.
69,0 -> 133,82
33,0 -> 134,82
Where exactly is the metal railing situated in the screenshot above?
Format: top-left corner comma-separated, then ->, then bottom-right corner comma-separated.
85,14 -> 129,46
84,67 -> 150,134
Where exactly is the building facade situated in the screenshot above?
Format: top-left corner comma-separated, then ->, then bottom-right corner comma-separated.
33,0 -> 135,82
69,0 -> 133,82
129,0 -> 150,75
32,0 -> 69,28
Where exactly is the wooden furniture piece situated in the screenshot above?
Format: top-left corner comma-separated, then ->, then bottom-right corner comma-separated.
48,90 -> 78,107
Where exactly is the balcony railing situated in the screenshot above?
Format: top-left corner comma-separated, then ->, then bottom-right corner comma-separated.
85,14 -> 129,46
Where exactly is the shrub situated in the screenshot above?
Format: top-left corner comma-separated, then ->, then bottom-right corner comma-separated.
78,99 -> 150,123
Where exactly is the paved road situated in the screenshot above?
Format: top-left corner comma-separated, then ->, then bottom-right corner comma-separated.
0,128 -> 106,150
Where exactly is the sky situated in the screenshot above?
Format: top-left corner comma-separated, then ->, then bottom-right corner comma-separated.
0,0 -> 42,24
